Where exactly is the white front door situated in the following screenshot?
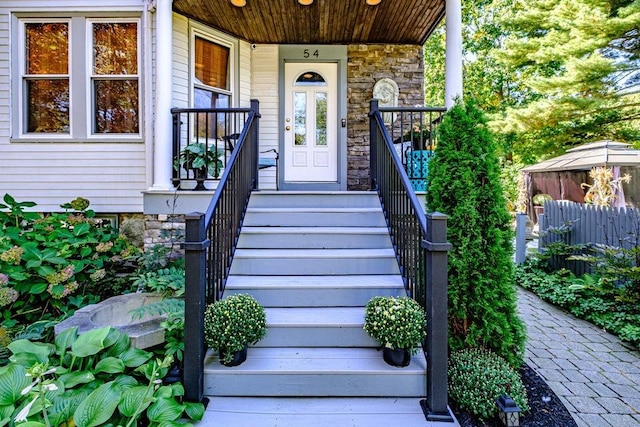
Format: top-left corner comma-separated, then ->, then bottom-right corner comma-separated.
284,62 -> 338,182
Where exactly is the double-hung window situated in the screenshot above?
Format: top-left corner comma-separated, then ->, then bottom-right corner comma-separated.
91,22 -> 139,134
23,21 -> 70,134
16,16 -> 141,139
193,35 -> 231,110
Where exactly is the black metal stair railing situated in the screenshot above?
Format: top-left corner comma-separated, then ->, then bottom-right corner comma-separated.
369,99 -> 454,422
181,100 -> 261,403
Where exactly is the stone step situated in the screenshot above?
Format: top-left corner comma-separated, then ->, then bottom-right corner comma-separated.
224,275 -> 406,307
257,307 -> 377,347
236,226 -> 392,249
229,248 -> 401,275
204,347 -> 426,397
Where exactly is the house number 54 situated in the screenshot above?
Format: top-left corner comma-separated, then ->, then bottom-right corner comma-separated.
303,49 -> 319,58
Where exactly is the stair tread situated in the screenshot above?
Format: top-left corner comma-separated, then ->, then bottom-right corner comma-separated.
207,396 -> 425,414
253,191 -> 376,195
204,397 -> 445,426
226,275 -> 405,288
233,248 -> 396,258
246,207 -> 382,213
204,347 -> 426,374
239,226 -> 390,234
265,307 -> 366,326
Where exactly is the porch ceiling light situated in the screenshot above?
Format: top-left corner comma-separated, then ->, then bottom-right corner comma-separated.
230,0 -> 246,6
366,0 -> 382,4
298,0 -> 314,4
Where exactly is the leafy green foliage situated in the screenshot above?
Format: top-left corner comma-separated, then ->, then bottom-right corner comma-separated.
500,161 -> 527,212
129,253 -> 186,365
449,347 -> 529,421
0,194 -> 140,337
132,267 -> 185,297
570,243 -> 640,301
204,294 -> 266,364
493,0 -> 640,158
364,296 -> 426,352
160,312 -> 185,363
0,326 -> 204,426
515,259 -> 640,347
425,99 -> 526,366
175,143 -> 224,179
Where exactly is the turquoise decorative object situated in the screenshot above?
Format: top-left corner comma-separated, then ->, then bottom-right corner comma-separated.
405,150 -> 434,191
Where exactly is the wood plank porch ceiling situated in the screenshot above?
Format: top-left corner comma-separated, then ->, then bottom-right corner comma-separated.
172,0 -> 445,45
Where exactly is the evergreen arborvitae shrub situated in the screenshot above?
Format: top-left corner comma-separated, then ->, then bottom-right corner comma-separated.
425,99 -> 526,366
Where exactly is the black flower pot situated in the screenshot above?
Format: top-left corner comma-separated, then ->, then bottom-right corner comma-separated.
220,346 -> 248,367
383,347 -> 411,367
193,167 -> 208,191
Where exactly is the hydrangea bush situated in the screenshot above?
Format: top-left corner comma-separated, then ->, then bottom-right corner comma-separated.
0,194 -> 139,335
364,296 -> 426,352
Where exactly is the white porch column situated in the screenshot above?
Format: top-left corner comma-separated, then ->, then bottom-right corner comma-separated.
445,0 -> 463,109
150,0 -> 173,190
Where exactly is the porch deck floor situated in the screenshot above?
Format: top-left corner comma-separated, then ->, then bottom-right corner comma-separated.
197,397 -> 460,427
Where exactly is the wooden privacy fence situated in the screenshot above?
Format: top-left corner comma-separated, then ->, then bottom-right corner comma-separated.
540,201 -> 640,274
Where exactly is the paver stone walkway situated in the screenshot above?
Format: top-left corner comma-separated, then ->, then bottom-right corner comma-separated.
518,288 -> 640,427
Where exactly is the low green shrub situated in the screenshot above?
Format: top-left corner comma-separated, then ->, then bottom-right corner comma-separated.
449,347 -> 529,422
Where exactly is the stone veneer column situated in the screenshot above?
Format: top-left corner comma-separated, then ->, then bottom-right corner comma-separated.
346,44 -> 425,190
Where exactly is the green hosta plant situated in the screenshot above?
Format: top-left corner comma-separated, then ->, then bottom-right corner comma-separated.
204,294 -> 266,363
364,296 -> 426,352
175,143 -> 223,179
449,347 -> 529,422
0,326 -> 204,427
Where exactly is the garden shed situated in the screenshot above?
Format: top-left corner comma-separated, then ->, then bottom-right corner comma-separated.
522,140 -> 640,221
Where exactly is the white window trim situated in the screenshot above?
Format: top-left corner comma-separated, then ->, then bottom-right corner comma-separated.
189,24 -> 238,108
12,13 -> 143,143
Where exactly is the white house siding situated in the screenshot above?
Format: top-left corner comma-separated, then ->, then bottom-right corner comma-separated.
251,45 -> 279,190
0,15 -> 10,140
1,144 -> 146,212
173,13 -> 189,110
238,41 -> 252,107
0,1 -> 148,213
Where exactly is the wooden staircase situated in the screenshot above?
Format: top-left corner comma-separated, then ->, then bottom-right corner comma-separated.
201,191 -> 457,426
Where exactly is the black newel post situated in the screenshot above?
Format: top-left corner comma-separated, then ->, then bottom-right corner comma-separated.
183,212 -> 210,403
421,212 -> 454,422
